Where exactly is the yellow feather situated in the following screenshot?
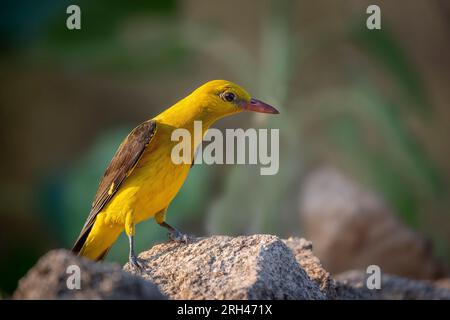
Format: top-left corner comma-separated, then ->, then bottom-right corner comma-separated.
107,183 -> 115,196
79,80 -> 251,260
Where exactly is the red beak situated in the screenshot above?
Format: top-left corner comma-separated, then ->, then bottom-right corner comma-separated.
241,98 -> 279,114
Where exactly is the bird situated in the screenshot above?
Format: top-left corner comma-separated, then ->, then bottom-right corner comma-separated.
71,80 -> 279,272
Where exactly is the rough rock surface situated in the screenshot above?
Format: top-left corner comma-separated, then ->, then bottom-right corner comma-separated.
299,167 -> 445,280
124,234 -> 326,300
283,237 -> 337,298
14,249 -> 166,299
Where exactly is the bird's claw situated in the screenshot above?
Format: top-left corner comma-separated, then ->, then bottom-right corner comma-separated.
129,255 -> 146,274
168,229 -> 190,244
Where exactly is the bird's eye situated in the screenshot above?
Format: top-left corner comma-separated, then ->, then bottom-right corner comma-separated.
223,92 -> 236,102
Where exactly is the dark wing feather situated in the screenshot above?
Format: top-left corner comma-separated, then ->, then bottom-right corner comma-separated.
72,120 -> 157,253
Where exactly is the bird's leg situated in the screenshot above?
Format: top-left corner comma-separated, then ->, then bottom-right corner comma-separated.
125,212 -> 145,273
160,221 -> 190,243
155,209 -> 190,244
128,234 -> 145,273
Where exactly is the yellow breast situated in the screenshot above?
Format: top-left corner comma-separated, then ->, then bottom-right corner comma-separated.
99,122 -> 191,227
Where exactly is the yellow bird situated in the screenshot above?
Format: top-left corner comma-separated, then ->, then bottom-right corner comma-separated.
72,80 -> 279,271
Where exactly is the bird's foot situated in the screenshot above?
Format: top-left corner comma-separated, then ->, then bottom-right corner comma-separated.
128,255 -> 146,274
168,229 -> 190,244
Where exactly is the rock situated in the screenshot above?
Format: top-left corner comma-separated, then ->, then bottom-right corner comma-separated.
124,234 -> 327,300
283,237 -> 337,298
334,280 -> 375,300
299,167 -> 446,280
435,278 -> 450,289
335,270 -> 450,300
13,235 -> 450,300
13,249 -> 166,300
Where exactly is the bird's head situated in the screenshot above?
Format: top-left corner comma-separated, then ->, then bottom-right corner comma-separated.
156,80 -> 279,129
191,80 -> 279,120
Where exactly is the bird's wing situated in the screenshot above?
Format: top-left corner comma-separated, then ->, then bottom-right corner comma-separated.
72,120 -> 157,253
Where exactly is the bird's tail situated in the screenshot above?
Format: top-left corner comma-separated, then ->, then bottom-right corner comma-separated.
72,225 -> 120,261
71,226 -> 91,256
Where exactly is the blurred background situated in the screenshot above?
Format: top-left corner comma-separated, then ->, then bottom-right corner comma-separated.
1,0 -> 450,296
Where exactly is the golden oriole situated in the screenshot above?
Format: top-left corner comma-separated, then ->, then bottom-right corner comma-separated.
72,80 -> 279,271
